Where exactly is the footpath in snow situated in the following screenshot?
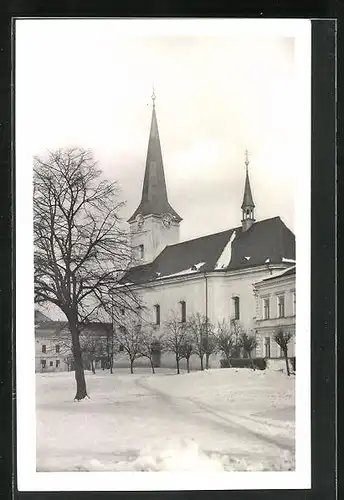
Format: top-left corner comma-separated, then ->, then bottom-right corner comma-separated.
36,367 -> 295,472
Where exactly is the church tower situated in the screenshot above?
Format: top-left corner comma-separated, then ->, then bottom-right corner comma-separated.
241,150 -> 256,232
127,90 -> 182,264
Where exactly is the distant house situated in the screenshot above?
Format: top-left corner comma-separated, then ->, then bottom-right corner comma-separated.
35,310 -> 113,372
35,316 -> 69,372
253,266 -> 296,360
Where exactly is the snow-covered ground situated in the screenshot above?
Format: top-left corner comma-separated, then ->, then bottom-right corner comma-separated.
36,368 -> 295,472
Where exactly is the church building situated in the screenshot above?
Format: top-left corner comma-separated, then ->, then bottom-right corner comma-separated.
121,93 -> 295,367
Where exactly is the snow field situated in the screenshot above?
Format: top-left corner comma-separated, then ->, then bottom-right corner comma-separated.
36,368 -> 295,472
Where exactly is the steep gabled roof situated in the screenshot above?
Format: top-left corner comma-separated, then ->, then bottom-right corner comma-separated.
122,216 -> 295,285
128,102 -> 182,223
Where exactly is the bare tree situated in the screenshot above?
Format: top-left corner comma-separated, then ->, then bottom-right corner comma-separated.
216,319 -> 235,363
105,328 -> 116,373
187,313 -> 209,371
238,331 -> 258,359
34,148 -> 140,399
273,327 -> 293,376
139,325 -> 162,374
202,330 -> 217,369
231,319 -> 242,358
162,312 -> 188,374
179,340 -> 194,373
116,313 -> 144,374
79,329 -> 108,374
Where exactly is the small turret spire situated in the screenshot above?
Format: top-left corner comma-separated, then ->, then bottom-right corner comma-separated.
241,149 -> 255,232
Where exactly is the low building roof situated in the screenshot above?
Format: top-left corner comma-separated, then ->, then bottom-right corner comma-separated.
35,321 -> 113,338
261,265 -> 296,282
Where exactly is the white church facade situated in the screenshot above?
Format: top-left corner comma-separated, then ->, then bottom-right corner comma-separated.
118,94 -> 296,368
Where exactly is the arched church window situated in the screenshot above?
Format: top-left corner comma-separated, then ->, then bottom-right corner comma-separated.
154,304 -> 161,325
138,244 -> 144,259
180,301 -> 186,323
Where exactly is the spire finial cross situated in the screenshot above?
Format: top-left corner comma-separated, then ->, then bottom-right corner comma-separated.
245,149 -> 250,170
151,85 -> 156,106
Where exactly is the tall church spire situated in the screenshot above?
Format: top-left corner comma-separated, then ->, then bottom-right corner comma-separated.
241,150 -> 255,232
128,91 -> 182,223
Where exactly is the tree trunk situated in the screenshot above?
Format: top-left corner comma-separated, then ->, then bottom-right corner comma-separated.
186,358 -> 190,373
284,350 -> 290,376
69,319 -> 88,400
91,359 -> 95,374
130,359 -> 134,374
205,353 -> 210,369
176,355 -> 180,374
110,336 -> 114,374
248,352 -> 255,370
200,354 -> 204,371
150,359 -> 155,374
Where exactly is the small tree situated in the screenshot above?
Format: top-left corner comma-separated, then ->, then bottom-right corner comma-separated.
79,333 -> 103,374
273,327 -> 293,376
116,313 -> 144,374
105,327 -> 116,373
202,330 -> 217,369
216,319 -> 235,363
231,319 -> 242,358
162,312 -> 188,374
179,340 -> 194,373
187,313 -> 210,371
139,325 -> 163,374
238,332 -> 258,359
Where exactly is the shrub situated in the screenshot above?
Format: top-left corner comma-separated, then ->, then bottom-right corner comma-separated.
220,358 -> 266,370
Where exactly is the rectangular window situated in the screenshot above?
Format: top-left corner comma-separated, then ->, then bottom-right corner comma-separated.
263,298 -> 270,319
41,359 -> 46,368
56,359 -> 60,368
154,304 -> 161,325
42,344 -> 46,353
278,295 -> 285,318
233,296 -> 240,320
56,344 -> 60,354
138,244 -> 144,259
292,291 -> 296,315
264,337 -> 271,358
180,301 -> 186,323
49,361 -> 53,367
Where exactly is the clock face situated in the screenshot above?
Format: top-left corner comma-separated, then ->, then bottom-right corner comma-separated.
162,213 -> 172,227
136,214 -> 144,229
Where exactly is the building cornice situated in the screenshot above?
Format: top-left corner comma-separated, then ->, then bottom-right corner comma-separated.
121,263 -> 289,291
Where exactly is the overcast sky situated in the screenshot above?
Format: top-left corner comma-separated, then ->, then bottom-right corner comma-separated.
16,19 -> 308,243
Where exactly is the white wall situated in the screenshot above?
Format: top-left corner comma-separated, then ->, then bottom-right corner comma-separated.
130,215 -> 180,264
35,336 -> 69,372
135,267 -> 282,332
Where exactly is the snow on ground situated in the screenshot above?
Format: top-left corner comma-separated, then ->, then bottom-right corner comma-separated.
36,368 -> 295,472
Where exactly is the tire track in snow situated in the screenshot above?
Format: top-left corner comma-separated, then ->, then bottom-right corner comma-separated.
135,377 -> 294,453
187,398 -> 294,453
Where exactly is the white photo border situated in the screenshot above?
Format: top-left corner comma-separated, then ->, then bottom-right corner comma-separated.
15,17 -> 311,492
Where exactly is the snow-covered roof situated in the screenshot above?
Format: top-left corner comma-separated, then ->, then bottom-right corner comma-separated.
261,265 -> 296,282
121,217 -> 295,285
